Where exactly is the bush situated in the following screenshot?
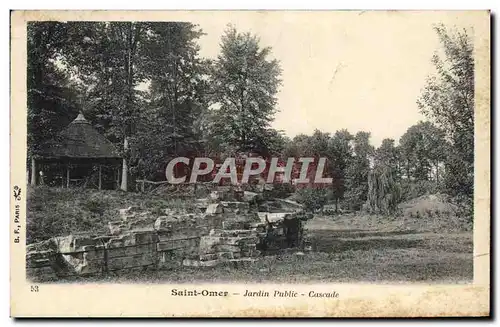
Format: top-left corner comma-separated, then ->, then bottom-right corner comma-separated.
268,183 -> 295,199
84,197 -> 109,216
452,194 -> 473,222
400,180 -> 441,201
296,188 -> 330,212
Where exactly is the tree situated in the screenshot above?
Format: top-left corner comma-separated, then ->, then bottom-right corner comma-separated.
417,25 -> 474,197
27,22 -> 80,159
62,22 -> 147,191
27,22 -> 213,186
209,26 -> 282,155
135,22 -> 209,180
399,121 -> 447,183
296,187 -> 330,213
366,163 -> 402,215
283,134 -> 313,158
375,139 -> 400,173
367,138 -> 403,214
345,131 -> 374,211
328,129 -> 354,212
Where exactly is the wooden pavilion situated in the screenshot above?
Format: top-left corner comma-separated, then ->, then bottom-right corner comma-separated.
30,113 -> 122,190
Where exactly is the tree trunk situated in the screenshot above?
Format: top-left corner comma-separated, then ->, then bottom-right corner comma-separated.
98,165 -> 102,190
120,137 -> 129,191
30,157 -> 36,186
406,160 -> 411,181
120,23 -> 136,192
66,164 -> 70,188
435,161 -> 439,184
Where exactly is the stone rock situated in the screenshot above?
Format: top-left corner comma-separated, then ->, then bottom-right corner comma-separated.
206,203 -> 223,214
182,258 -> 220,267
108,221 -> 123,236
164,208 -> 175,215
203,214 -> 224,229
199,236 -> 222,254
210,191 -> 221,201
60,254 -> 91,275
242,191 -> 260,203
223,258 -> 257,268
200,253 -> 218,261
128,217 -> 155,231
157,236 -> 199,252
214,244 -> 240,253
257,212 -> 296,223
107,253 -> 155,271
154,216 -> 175,231
54,234 -> 97,253
222,221 -> 246,230
26,250 -> 55,268
221,201 -> 249,213
217,252 -> 234,260
210,229 -> 254,237
107,233 -> 136,248
158,251 -> 183,270
195,198 -> 211,210
119,206 -> 141,221
26,239 -> 56,253
276,198 -> 304,211
133,230 -> 156,245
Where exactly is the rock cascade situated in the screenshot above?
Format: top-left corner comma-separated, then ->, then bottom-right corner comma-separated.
26,188 -> 312,281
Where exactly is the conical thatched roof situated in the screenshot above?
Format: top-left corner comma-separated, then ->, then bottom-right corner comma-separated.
35,113 -> 121,159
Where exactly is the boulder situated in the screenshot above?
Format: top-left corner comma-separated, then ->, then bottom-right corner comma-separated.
53,234 -> 97,253
206,203 -> 223,214
154,216 -> 176,231
119,206 -> 141,221
108,221 -> 124,236
210,191 -> 222,201
221,201 -> 249,213
242,191 -> 260,203
199,236 -> 222,254
26,239 -> 57,253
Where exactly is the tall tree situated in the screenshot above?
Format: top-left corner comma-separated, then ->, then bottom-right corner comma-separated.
27,22 -> 79,158
375,139 -> 400,173
399,121 -> 447,183
209,26 -> 282,155
136,22 -> 209,180
328,129 -> 354,212
367,138 -> 403,214
345,131 -> 374,211
63,22 -> 147,190
417,25 -> 474,197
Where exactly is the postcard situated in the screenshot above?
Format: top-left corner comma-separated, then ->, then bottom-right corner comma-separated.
10,10 -> 490,317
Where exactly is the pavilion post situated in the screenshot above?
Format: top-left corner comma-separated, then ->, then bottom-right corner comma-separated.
30,157 -> 36,186
98,165 -> 102,190
66,164 -> 70,188
116,166 -> 120,190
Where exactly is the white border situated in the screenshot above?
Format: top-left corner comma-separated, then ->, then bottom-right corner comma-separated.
3,1 -> 498,325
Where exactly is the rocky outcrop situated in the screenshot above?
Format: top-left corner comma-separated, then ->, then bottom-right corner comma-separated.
27,194 -> 311,281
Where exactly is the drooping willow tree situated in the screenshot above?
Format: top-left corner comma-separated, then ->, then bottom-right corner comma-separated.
366,164 -> 402,215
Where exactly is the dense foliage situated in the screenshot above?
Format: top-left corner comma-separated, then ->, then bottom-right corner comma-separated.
28,22 -> 474,217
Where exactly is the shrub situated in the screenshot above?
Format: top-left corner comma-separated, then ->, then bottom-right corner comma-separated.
296,188 -> 330,212
84,197 -> 109,216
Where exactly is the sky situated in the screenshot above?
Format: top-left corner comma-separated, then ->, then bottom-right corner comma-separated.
185,11 -> 478,147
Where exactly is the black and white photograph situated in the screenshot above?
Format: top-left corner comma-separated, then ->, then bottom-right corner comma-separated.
10,10 -> 490,317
